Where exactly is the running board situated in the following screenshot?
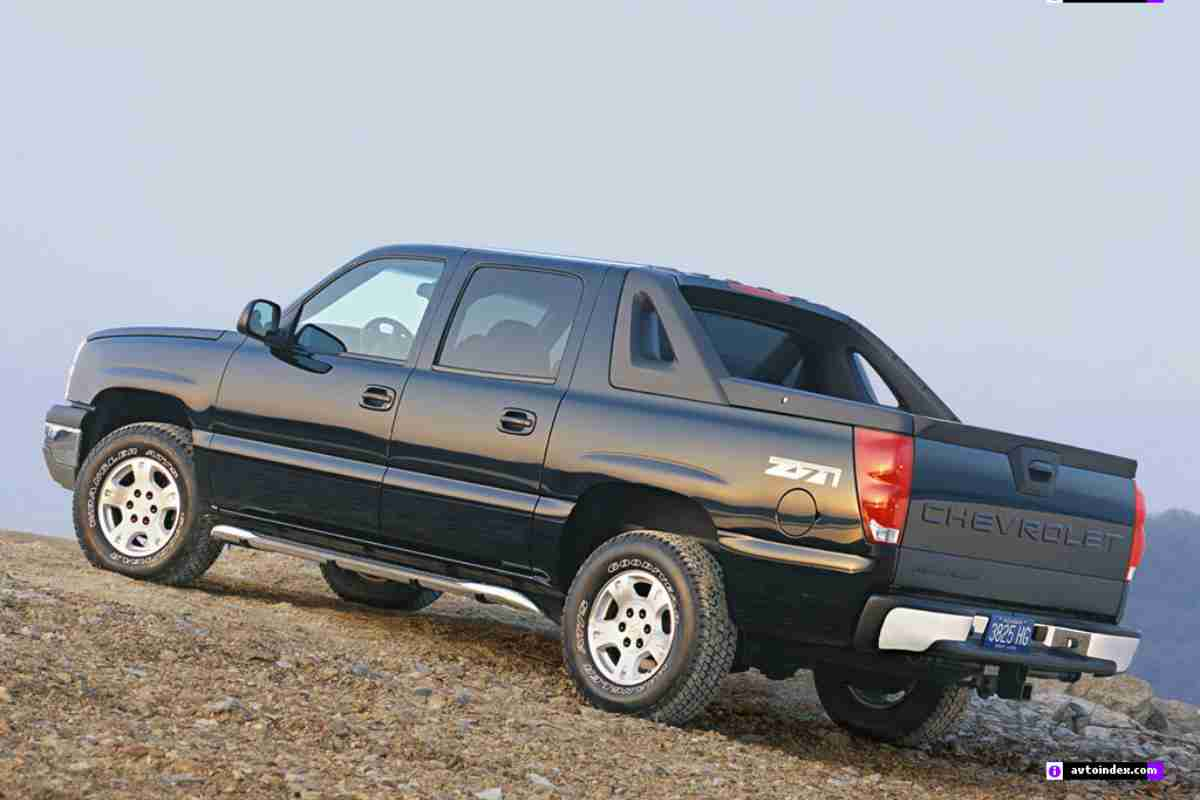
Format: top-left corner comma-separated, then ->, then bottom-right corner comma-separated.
210,525 -> 543,616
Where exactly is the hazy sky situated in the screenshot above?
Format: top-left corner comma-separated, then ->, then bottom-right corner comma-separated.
2,3 -> 1194,537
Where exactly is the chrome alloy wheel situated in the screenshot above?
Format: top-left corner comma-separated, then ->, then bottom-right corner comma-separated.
97,456 -> 182,558
587,569 -> 676,686
846,685 -> 912,710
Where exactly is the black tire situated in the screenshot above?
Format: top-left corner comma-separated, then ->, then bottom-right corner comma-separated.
73,422 -> 223,586
319,562 -> 441,611
562,530 -> 736,726
813,667 -> 970,745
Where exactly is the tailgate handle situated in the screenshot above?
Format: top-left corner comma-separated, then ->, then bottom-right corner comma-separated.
1009,446 -> 1061,497
1028,460 -> 1056,483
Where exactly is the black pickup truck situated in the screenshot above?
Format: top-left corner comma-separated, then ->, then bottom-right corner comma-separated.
43,244 -> 1145,743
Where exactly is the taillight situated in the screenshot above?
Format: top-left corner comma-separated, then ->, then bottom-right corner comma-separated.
854,428 -> 914,545
1127,481 -> 1146,581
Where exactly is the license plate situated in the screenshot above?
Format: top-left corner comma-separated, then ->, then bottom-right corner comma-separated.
982,614 -> 1035,653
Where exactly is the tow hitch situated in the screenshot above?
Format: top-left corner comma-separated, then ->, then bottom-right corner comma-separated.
974,664 -> 1033,701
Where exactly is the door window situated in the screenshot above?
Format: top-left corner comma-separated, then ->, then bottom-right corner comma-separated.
437,267 -> 583,380
295,258 -> 444,360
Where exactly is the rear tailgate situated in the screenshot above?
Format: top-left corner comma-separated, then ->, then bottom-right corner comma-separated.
895,418 -> 1137,621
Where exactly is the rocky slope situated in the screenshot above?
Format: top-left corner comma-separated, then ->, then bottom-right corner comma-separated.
0,531 -> 1194,798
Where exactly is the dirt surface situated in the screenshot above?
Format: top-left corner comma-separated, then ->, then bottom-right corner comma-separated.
0,531 -> 1181,798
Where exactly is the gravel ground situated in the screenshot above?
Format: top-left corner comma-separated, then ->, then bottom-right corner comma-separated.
0,530 -> 1186,798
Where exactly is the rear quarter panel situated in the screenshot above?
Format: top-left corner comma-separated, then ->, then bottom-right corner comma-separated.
541,386 -> 875,645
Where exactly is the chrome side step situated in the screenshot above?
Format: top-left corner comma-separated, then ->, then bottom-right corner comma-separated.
210,525 -> 543,616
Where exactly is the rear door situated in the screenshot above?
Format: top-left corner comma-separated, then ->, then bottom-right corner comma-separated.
381,252 -> 603,572
896,421 -> 1137,620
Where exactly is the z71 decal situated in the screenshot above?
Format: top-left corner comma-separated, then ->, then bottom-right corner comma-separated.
764,456 -> 843,488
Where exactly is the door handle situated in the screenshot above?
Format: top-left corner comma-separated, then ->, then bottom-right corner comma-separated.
498,408 -> 536,435
360,385 -> 396,412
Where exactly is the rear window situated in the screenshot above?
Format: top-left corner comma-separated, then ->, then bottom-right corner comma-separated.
682,285 -> 902,409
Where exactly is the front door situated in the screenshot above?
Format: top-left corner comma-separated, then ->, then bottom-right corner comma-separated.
382,254 -> 602,572
209,254 -> 453,539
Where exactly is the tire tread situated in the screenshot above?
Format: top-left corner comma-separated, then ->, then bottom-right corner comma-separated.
563,530 -> 737,726
73,422 -> 223,586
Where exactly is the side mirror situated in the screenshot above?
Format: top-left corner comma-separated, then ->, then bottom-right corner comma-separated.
237,299 -> 282,341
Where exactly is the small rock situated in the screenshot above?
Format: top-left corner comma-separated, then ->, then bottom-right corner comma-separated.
1052,725 -> 1076,740
1068,674 -> 1153,720
476,789 -> 503,800
67,760 -> 93,773
1053,701 -> 1092,735
0,687 -> 12,704
350,662 -> 373,678
528,772 -> 556,789
455,689 -> 472,706
1142,703 -> 1170,732
427,694 -> 446,711
1155,698 -> 1200,734
195,719 -> 219,728
413,686 -> 434,699
125,667 -> 147,679
206,697 -> 242,714
274,660 -> 293,669
176,618 -> 210,637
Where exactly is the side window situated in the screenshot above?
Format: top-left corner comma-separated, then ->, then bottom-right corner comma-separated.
852,352 -> 900,408
438,267 -> 583,380
295,258 -> 444,360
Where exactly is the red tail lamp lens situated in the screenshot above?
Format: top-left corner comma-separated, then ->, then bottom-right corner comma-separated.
1128,482 -> 1146,581
854,428 -> 914,545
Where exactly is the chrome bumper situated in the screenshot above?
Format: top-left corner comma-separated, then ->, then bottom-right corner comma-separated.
877,606 -> 1140,673
43,422 -> 83,490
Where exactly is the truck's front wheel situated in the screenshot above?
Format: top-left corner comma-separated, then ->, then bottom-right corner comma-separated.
562,531 -> 736,726
813,667 -> 969,745
73,423 -> 222,586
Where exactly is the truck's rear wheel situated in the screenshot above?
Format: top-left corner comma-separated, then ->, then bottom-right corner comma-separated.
73,423 -> 222,586
813,666 -> 969,745
562,531 -> 736,726
319,562 -> 441,611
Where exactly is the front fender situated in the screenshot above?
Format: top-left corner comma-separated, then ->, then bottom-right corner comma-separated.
67,331 -> 245,426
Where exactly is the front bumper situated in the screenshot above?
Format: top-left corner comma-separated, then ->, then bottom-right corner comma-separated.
855,594 -> 1140,677
43,403 -> 90,490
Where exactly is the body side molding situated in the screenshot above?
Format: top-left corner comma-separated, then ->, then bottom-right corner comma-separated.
717,531 -> 874,574
207,433 -> 385,484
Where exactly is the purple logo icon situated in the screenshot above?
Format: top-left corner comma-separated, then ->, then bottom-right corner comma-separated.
1046,761 -> 1064,781
1147,761 -> 1166,782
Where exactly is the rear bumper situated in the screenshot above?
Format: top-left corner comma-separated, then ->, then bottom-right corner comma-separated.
855,594 -> 1140,676
43,403 -> 90,490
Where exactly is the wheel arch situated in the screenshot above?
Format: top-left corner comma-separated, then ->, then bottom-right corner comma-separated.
82,388 -> 195,463
555,482 -> 718,590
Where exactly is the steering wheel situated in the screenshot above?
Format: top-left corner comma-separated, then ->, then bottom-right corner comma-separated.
361,316 -> 414,359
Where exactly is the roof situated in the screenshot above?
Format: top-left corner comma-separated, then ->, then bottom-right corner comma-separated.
362,243 -> 844,320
